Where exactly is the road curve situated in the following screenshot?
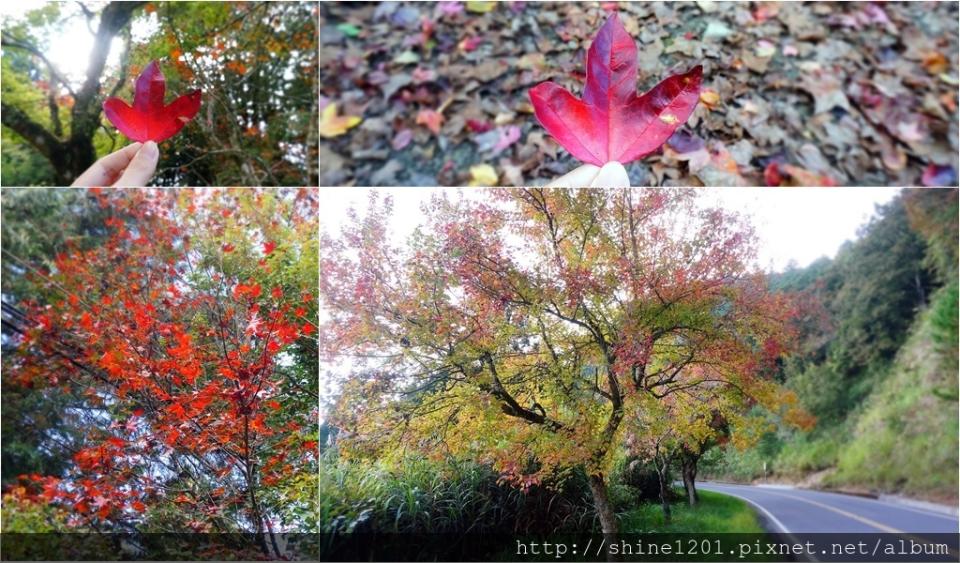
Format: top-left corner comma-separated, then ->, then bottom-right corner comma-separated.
699,481 -> 959,534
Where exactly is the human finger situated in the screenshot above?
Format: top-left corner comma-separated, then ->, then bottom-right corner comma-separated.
590,161 -> 630,187
70,142 -> 142,187
113,141 -> 159,187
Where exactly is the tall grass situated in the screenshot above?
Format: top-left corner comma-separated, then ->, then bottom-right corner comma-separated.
319,453 -> 597,535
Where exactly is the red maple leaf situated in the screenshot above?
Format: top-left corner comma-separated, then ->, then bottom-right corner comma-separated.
103,60 -> 201,143
528,14 -> 702,166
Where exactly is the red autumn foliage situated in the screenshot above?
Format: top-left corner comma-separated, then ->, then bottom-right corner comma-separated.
6,188 -> 317,538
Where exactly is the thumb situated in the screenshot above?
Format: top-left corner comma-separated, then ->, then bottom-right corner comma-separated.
547,164 -> 601,188
113,141 -> 159,186
590,161 -> 630,187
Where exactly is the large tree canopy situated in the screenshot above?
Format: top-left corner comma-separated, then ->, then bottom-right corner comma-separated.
1,2 -> 317,186
321,189 -> 808,534
1,188 -> 319,558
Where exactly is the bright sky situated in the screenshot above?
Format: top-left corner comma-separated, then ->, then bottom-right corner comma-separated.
1,1 -> 158,87
320,188 -> 902,273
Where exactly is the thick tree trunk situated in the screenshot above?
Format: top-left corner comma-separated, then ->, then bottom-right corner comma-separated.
681,451 -> 700,506
587,473 -> 618,535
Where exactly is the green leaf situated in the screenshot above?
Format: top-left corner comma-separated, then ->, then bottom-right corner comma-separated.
336,23 -> 361,37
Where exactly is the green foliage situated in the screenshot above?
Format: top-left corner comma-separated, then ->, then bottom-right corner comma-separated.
929,281 -> 959,378
1,490 -> 69,532
826,198 -> 932,376
827,286 -> 959,496
320,450 -> 767,539
903,189 -> 959,282
1,137 -> 55,186
701,445 -> 767,483
774,431 -> 845,475
612,456 -> 675,504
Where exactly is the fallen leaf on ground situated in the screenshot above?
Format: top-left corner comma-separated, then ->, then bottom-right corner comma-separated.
781,164 -> 838,186
921,164 -> 957,186
466,1 -> 495,14
392,129 -> 413,150
468,163 -> 498,186
319,102 -> 362,138
699,88 -> 720,109
921,52 -> 950,75
417,109 -> 445,135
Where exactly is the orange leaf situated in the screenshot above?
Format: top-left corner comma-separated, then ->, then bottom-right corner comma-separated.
416,109 -> 444,135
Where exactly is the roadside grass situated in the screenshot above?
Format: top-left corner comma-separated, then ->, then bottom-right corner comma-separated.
620,489 -> 764,533
495,489 -> 772,562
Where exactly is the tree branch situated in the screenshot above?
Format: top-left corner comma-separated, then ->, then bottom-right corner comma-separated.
0,34 -> 77,96
480,352 -> 566,432
0,102 -> 64,160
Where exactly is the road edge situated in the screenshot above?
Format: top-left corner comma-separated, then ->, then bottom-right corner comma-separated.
704,479 -> 960,518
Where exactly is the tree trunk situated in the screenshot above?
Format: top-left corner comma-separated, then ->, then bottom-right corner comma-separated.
681,452 -> 700,506
655,454 -> 672,523
587,473 -> 618,535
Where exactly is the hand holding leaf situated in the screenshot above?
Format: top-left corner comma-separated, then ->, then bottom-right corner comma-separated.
529,14 -> 702,166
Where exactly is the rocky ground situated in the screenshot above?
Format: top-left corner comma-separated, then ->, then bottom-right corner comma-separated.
320,1 -> 959,187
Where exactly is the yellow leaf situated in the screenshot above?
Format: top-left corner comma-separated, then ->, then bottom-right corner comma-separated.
466,1 -> 495,13
319,103 -> 361,138
699,89 -> 720,110
469,164 -> 498,186
922,51 -> 949,75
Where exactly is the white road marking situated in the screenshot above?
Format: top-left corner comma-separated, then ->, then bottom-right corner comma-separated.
702,484 -> 821,563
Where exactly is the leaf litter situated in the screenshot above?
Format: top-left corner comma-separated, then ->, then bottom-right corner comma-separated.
320,1 -> 958,186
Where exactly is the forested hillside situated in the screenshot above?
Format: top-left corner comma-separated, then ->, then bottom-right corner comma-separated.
705,189 -> 959,503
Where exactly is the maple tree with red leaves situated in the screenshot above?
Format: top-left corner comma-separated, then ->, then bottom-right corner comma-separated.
1,188 -> 318,557
321,189 -> 810,535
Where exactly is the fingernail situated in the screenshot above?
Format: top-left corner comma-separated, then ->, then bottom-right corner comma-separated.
141,141 -> 158,159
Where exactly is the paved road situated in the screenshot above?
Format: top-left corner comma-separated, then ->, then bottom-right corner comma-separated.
700,482 -> 959,534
